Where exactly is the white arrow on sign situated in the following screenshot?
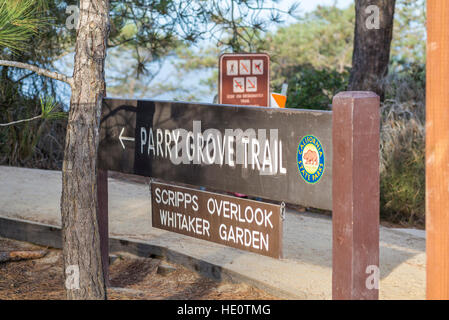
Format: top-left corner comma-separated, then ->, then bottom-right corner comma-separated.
119,127 -> 135,149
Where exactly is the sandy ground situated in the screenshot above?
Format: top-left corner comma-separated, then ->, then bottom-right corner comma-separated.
0,237 -> 275,300
0,166 -> 426,299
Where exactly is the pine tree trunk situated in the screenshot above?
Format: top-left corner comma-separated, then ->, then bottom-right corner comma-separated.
61,0 -> 110,300
348,0 -> 396,99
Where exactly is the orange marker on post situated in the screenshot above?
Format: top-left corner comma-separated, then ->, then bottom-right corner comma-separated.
270,83 -> 288,108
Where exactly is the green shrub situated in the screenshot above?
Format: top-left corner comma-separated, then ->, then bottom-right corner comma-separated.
275,65 -> 349,110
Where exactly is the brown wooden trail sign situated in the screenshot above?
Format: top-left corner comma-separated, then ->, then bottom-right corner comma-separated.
98,98 -> 333,210
97,91 -> 380,299
151,181 -> 283,258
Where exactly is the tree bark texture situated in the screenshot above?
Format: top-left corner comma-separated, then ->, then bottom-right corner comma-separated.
61,0 -> 110,300
348,0 -> 396,99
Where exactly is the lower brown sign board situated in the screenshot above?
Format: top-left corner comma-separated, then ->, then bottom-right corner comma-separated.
99,98 -> 333,210
151,181 -> 283,258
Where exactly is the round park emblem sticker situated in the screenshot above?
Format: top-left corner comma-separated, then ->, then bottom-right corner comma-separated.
297,135 -> 325,184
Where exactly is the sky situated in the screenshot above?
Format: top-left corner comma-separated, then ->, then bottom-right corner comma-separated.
297,0 -> 353,12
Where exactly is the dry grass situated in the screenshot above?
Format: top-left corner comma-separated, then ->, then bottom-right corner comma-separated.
379,66 -> 425,227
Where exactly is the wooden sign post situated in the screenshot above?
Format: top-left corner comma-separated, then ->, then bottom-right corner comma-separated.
426,0 -> 449,300
332,92 -> 380,300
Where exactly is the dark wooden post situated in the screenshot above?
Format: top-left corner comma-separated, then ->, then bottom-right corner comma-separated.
426,0 -> 449,300
97,169 -> 109,286
332,91 -> 380,300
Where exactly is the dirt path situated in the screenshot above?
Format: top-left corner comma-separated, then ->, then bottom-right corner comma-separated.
0,237 -> 276,300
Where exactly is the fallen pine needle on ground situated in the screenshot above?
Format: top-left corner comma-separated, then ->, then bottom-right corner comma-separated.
0,237 -> 277,300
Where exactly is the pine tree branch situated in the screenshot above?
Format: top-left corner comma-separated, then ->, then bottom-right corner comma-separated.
0,59 -> 73,87
0,115 -> 42,127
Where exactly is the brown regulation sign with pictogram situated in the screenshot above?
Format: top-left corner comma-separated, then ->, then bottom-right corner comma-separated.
219,53 -> 270,107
